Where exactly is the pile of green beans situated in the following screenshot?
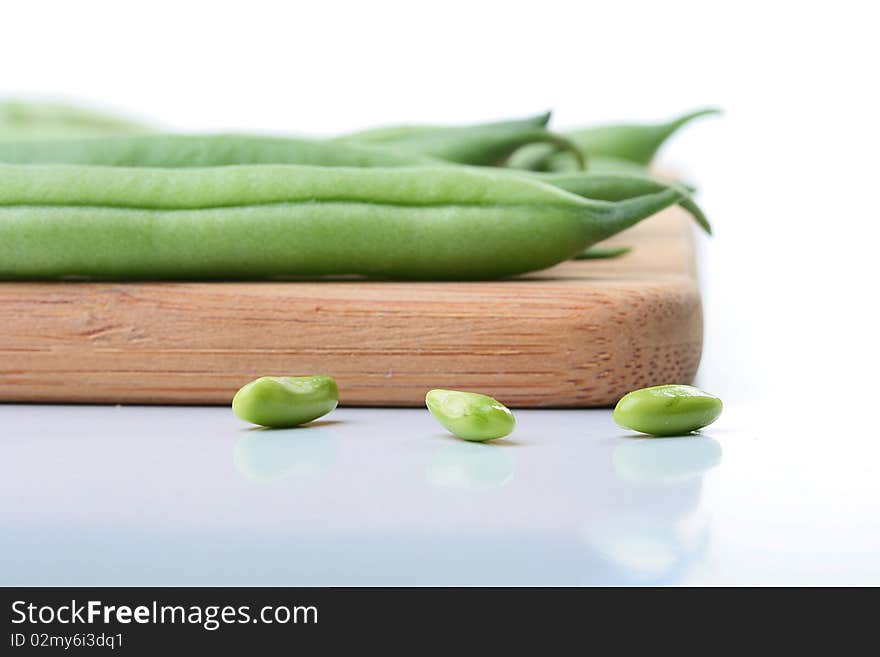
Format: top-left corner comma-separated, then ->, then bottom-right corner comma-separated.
0,103 -> 716,280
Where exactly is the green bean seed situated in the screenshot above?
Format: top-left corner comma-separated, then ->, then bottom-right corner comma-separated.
232,376 -> 339,428
613,384 -> 723,437
425,389 -> 515,442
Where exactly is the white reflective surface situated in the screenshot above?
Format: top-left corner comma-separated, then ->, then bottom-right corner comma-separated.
2,397 -> 878,585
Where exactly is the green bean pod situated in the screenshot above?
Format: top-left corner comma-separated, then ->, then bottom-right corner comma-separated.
336,112 -> 584,168
0,124 -> 584,170
336,111 -> 550,145
0,100 -> 149,141
0,163 -> 685,280
555,171 -> 712,260
508,108 -> 720,172
564,107 -> 721,165
537,172 -> 711,234
0,131 -> 589,174
509,149 -> 657,176
388,126 -> 584,168
574,245 -> 632,260
0,133 -> 435,168
0,135 -> 710,236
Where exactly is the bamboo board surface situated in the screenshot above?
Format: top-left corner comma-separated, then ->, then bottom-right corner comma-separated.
0,207 -> 702,407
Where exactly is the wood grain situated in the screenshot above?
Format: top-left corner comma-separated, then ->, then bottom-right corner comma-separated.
0,207 -> 702,407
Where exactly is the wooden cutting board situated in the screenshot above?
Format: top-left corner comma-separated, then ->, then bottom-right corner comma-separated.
0,207 -> 702,407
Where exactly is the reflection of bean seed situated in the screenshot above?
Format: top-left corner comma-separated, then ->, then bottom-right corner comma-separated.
613,385 -> 722,437
425,389 -> 515,442
233,431 -> 337,483
612,437 -> 722,485
426,442 -> 515,490
232,376 -> 338,428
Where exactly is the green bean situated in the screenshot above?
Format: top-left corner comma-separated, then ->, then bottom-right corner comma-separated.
0,132 -> 597,182
507,142 -> 573,172
575,156 -> 649,176
0,135 -> 710,234
336,111 -> 550,145
232,376 -> 339,428
0,100 -> 148,140
0,133 -> 434,168
425,389 -> 515,441
0,136 -> 708,229
0,138 -> 707,276
335,124 -> 449,144
333,112 -> 586,167
538,172 -> 711,234
0,109 -> 563,167
0,163 -> 688,280
508,108 -> 720,172
565,107 -> 721,165
574,245 -> 631,259
613,384 -> 723,437
396,127 -> 583,168
0,123 -> 584,170
509,148 -> 656,175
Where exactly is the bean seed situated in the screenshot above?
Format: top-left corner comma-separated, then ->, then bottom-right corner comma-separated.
613,384 -> 722,437
425,389 -> 515,442
232,376 -> 338,428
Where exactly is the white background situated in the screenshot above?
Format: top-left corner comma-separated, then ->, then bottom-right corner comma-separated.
2,0 -> 879,584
